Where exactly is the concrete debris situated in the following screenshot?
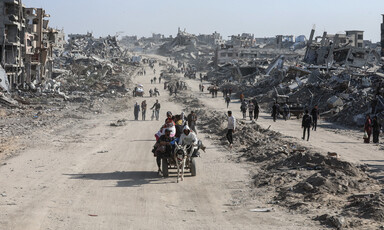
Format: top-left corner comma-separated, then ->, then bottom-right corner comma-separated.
315,214 -> 346,229
327,96 -> 344,108
171,91 -> 384,229
0,66 -> 10,93
201,31 -> 384,127
249,208 -> 274,212
110,119 -> 127,127
158,28 -> 217,72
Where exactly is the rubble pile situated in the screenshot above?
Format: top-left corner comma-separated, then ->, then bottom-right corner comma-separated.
171,92 -> 384,229
158,29 -> 215,71
49,34 -> 137,99
245,63 -> 384,127
0,32 -> 142,161
207,30 -> 384,127
346,193 -> 384,222
66,34 -> 123,58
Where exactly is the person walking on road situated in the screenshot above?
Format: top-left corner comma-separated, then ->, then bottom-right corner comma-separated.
372,116 -> 381,143
226,111 -> 236,148
248,100 -> 255,121
253,99 -> 259,121
272,102 -> 279,122
240,100 -> 248,119
225,95 -> 231,108
302,110 -> 312,141
364,114 -> 372,143
187,111 -> 198,134
311,105 -> 319,131
240,93 -> 244,102
141,100 -> 147,121
151,100 -> 161,121
134,102 -> 140,120
283,103 -> 290,121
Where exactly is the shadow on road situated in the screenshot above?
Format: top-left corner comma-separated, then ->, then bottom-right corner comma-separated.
64,171 -> 170,187
327,141 -> 358,144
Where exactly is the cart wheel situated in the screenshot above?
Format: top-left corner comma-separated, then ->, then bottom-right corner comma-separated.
190,158 -> 197,176
162,158 -> 169,177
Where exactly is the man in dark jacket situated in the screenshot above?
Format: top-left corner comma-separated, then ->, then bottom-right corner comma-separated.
240,101 -> 248,119
134,102 -> 140,120
225,95 -> 231,108
252,99 -> 259,121
272,102 -> 279,122
302,110 -> 312,141
311,105 -> 319,131
372,116 -> 381,143
151,100 -> 161,121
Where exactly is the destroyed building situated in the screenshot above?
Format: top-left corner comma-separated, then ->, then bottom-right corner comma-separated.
303,28 -> 379,68
196,31 -> 223,46
205,21 -> 384,128
48,28 -> 65,50
0,1 -> 60,91
158,28 -> 215,71
24,7 -> 54,87
0,0 -> 24,90
227,33 -> 255,48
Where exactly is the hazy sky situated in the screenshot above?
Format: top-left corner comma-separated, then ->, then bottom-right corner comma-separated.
24,0 -> 384,42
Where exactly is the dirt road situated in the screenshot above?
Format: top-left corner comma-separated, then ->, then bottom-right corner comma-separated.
0,60 -> 318,229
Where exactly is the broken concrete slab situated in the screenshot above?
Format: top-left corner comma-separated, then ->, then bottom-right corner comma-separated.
327,96 -> 344,109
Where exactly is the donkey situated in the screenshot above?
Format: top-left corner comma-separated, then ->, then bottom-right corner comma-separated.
174,143 -> 186,183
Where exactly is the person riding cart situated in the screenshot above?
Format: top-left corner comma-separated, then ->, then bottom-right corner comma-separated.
155,111 -> 176,140
153,128 -> 175,175
178,125 -> 205,157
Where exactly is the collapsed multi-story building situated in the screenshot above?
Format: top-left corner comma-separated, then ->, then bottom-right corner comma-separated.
0,0 -> 25,89
197,31 -> 223,46
24,7 -> 53,86
0,0 -> 61,91
303,28 -> 378,68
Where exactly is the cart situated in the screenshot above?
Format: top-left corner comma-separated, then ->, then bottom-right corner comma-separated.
134,84 -> 144,97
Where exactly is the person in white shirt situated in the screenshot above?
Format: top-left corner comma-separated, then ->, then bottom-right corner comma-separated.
179,125 -> 206,156
178,125 -> 198,146
227,111 -> 236,148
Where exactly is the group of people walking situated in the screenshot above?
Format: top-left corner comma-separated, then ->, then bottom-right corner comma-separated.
239,98 -> 260,121
150,76 -> 161,84
167,81 -> 186,96
364,114 -> 381,144
133,99 -> 161,121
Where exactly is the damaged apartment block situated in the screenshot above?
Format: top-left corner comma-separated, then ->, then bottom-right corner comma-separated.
303,28 -> 380,68
0,0 -> 59,91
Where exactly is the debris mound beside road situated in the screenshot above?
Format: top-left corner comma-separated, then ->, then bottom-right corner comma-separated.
172,91 -> 384,229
